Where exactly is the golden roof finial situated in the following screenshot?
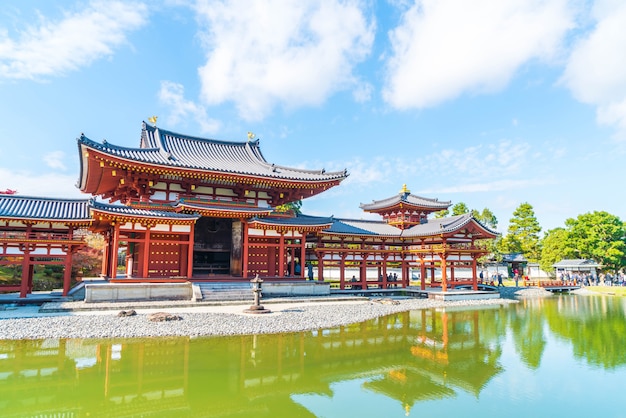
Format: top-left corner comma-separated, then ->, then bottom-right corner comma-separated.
148,116 -> 158,125
400,184 -> 410,194
247,131 -> 255,141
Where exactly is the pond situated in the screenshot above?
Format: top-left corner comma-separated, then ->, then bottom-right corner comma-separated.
1,294 -> 625,417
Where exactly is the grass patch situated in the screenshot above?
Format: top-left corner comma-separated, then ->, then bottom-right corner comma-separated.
584,286 -> 626,296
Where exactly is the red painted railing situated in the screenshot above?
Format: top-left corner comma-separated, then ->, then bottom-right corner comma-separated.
524,280 -> 579,288
0,231 -> 84,241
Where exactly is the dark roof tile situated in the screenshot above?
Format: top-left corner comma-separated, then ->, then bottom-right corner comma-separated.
78,122 -> 348,183
0,195 -> 91,221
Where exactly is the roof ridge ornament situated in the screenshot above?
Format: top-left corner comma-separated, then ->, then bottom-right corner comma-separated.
247,131 -> 255,141
148,115 -> 158,126
400,184 -> 410,194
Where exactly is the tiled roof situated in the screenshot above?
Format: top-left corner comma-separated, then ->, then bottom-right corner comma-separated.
502,252 -> 527,263
553,259 -> 600,268
360,192 -> 451,211
176,200 -> 274,215
249,214 -> 334,227
0,195 -> 91,221
323,214 -> 498,238
326,219 -> 402,236
401,214 -> 490,237
78,122 -> 348,182
90,201 -> 199,220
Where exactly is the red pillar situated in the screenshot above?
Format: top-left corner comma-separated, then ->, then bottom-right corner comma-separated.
472,255 -> 478,291
420,256 -> 426,290
187,223 -> 195,278
300,232 -> 306,278
317,251 -> 324,283
402,260 -> 408,288
382,258 -> 388,287
62,249 -> 73,296
101,232 -> 110,277
441,255 -> 448,292
278,232 -> 285,277
141,227 -> 151,278
20,251 -> 30,298
20,224 -> 33,298
241,221 -> 249,278
339,254 -> 346,290
109,223 -> 120,278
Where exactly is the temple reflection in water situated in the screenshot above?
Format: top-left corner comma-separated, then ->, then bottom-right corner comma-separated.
0,306 -> 508,417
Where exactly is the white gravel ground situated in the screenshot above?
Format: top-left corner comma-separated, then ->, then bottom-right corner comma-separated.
0,287 -> 548,340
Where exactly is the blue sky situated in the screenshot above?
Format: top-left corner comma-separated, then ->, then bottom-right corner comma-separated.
1,0 -> 625,233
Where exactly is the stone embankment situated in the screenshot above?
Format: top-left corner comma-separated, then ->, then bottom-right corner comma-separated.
0,287 -> 553,341
498,286 -> 553,299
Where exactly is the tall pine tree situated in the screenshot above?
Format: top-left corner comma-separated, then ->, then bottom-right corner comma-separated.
501,202 -> 542,262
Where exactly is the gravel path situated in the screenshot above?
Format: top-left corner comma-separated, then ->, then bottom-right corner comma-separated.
0,296 -> 520,341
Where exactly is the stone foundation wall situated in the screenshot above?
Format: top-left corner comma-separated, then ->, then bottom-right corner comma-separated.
85,282 -> 193,303
262,282 -> 330,297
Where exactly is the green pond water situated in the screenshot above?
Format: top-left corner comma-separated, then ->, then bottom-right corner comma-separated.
1,294 -> 626,417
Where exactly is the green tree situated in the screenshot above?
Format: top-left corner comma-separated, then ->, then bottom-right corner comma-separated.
434,208 -> 449,218
435,203 -> 497,230
501,202 -> 542,262
564,211 -> 626,272
275,200 -> 302,215
474,208 -> 498,230
451,202 -> 469,215
539,228 -> 572,274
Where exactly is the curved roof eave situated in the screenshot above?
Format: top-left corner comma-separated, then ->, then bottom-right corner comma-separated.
360,193 -> 451,211
0,195 -> 92,222
78,127 -> 348,183
90,201 -> 200,221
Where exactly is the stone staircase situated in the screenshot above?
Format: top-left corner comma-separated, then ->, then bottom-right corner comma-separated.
193,282 -> 254,302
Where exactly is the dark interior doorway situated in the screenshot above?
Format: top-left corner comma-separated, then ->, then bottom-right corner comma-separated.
193,217 -> 232,276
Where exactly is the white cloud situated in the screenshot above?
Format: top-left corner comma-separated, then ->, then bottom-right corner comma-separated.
421,178 -> 549,194
352,81 -> 374,103
43,151 -> 67,170
0,1 -> 148,80
0,168 -> 84,198
158,81 -> 221,133
342,157 -> 391,187
193,0 -> 374,120
383,0 -> 576,109
560,0 -> 626,141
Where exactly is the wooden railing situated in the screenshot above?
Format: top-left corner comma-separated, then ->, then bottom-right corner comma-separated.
0,231 -> 84,242
0,284 -> 22,293
524,280 -> 579,288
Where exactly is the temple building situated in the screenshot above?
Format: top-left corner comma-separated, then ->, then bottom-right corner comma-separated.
0,122 -> 497,297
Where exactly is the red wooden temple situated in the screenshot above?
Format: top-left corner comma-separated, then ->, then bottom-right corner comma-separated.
1,122 -> 497,297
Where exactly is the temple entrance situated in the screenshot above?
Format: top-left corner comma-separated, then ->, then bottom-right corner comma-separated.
193,217 -> 233,276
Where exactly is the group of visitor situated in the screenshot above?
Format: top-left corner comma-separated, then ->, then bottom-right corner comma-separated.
560,272 -> 626,286
479,270 -> 507,287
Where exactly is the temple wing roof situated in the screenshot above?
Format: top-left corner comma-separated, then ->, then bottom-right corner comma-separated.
175,199 -> 274,218
326,219 -> 402,236
0,195 -> 91,222
249,214 -> 334,229
401,214 -> 496,237
324,214 -> 498,238
360,192 -> 451,212
90,201 -> 199,221
78,122 -> 347,182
